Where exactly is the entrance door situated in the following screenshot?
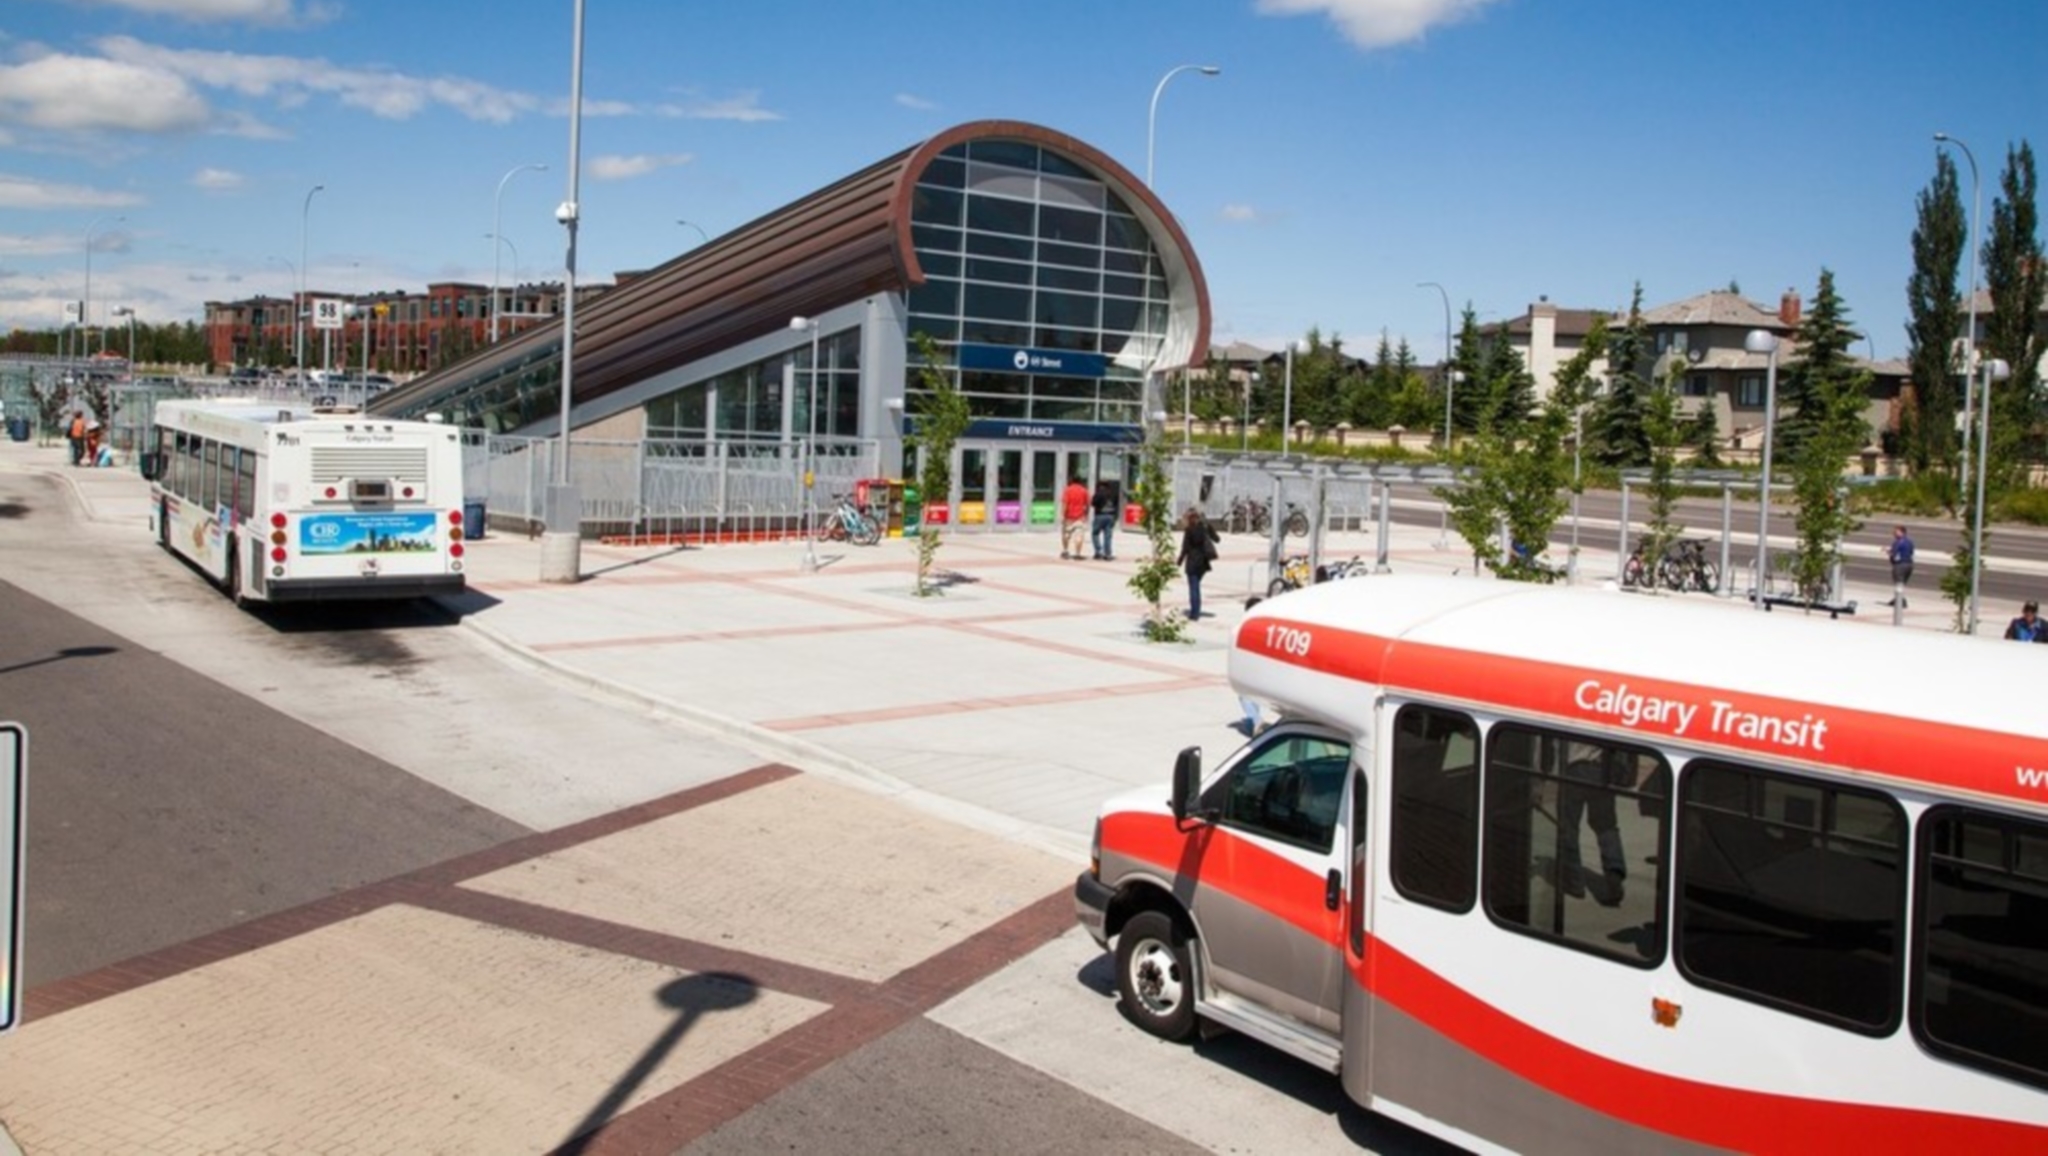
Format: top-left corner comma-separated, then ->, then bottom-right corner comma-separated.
958,447 -> 989,530
1028,450 -> 1059,531
992,448 -> 1024,532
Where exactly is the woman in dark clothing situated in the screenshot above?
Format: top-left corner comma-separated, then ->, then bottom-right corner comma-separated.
1176,507 -> 1220,620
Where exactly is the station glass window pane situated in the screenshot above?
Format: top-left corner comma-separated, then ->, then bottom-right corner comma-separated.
912,225 -> 961,255
920,252 -> 961,278
961,319 -> 1029,347
967,193 -> 1035,237
920,156 -> 966,189
1036,291 -> 1099,331
1039,204 -> 1103,246
965,230 -> 1033,261
1037,241 -> 1100,270
1104,213 -> 1149,252
967,139 -> 1039,170
963,283 -> 1031,323
1034,327 -> 1098,352
965,258 -> 1032,286
1038,265 -> 1101,294
908,279 -> 960,318
912,186 -> 964,226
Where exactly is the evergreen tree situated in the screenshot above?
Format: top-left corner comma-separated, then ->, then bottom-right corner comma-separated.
1479,329 -> 1535,432
1983,141 -> 2042,480
1689,402 -> 1723,468
1590,284 -> 1652,467
1447,306 -> 1486,434
1783,269 -> 1871,603
1905,149 -> 1965,474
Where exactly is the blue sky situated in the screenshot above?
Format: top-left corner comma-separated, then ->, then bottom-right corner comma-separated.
2,0 -> 2041,362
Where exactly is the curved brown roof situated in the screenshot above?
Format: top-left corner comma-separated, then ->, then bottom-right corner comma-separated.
381,120 -> 1211,418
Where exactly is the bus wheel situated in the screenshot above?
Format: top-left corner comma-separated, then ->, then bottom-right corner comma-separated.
1116,910 -> 1196,1041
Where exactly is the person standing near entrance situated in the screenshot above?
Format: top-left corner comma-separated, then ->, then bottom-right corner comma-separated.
1090,478 -> 1120,561
1060,475 -> 1090,560
67,410 -> 87,466
1887,525 -> 1915,608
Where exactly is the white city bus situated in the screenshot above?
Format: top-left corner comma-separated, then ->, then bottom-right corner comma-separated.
1076,575 -> 2048,1154
144,399 -> 468,605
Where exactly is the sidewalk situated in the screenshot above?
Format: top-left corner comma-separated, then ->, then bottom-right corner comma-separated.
0,436 -> 2011,1153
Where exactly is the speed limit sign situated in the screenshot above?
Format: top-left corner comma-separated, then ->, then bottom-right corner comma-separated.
312,298 -> 344,330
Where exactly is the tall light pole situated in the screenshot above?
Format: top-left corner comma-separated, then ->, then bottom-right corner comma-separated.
296,184 -> 324,389
486,231 -> 521,334
677,219 -> 708,246
791,316 -> 823,573
1280,341 -> 1295,454
542,0 -> 585,585
1745,330 -> 1781,607
1968,357 -> 2012,635
1935,133 -> 1981,503
83,214 -> 124,358
1146,64 -> 1221,190
1417,282 -> 1454,451
492,162 -> 547,343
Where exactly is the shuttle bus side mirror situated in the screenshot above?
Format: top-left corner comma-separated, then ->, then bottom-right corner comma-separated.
1171,745 -> 1204,826
138,452 -> 163,481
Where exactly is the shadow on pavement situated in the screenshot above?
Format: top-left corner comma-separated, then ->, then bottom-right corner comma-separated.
0,643 -> 119,676
553,971 -> 761,1155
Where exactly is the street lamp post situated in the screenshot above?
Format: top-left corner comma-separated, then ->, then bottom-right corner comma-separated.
1745,329 -> 1781,607
1146,64 -> 1221,190
677,220 -> 708,246
541,0 -> 585,585
1968,357 -> 2012,635
297,185 -> 324,389
492,163 -> 547,344
1280,342 -> 1295,454
486,232 -> 522,341
1935,133 -> 1981,502
83,214 -> 124,358
1417,282 -> 1455,450
791,316 -> 823,573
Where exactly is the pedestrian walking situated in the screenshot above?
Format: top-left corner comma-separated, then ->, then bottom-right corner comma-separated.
66,411 -> 87,466
1177,506 -> 1220,620
1089,478 -> 1120,561
1060,475 -> 1089,560
1887,525 -> 1915,607
2005,601 -> 2048,643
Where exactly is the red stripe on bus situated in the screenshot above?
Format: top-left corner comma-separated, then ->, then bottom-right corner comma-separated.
1238,618 -> 2048,807
1105,812 -> 1342,947
1365,940 -> 2043,1152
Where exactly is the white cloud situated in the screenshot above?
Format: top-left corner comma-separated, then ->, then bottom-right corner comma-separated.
0,232 -> 90,257
0,52 -> 212,132
69,0 -> 337,25
894,93 -> 938,111
191,167 -> 243,190
0,174 -> 145,210
95,36 -> 539,123
1220,204 -> 1260,222
588,153 -> 693,181
1254,0 -> 1504,48
653,91 -> 782,122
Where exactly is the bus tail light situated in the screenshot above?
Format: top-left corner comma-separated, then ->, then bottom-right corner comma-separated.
270,530 -> 286,546
450,543 -> 465,559
270,512 -> 288,529
270,546 -> 288,563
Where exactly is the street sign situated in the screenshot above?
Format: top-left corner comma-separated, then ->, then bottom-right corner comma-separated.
311,298 -> 345,331
0,723 -> 23,1035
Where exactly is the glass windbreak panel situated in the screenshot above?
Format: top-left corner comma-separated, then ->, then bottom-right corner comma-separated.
647,381 -> 709,439
1199,733 -> 1353,854
1677,761 -> 1904,1033
1483,724 -> 1670,967
967,193 -> 1036,237
1916,808 -> 2048,1091
1390,705 -> 1481,911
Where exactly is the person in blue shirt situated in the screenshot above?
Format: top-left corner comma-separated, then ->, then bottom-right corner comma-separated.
2005,601 -> 2048,642
1886,525 -> 1915,607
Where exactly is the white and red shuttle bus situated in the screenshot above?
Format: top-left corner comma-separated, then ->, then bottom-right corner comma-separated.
1076,575 -> 2048,1153
145,400 -> 468,606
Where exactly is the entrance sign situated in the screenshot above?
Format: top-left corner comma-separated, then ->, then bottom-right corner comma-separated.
956,343 -> 1107,378
0,722 -> 23,1034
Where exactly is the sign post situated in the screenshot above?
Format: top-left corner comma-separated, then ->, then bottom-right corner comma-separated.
0,723 -> 23,1035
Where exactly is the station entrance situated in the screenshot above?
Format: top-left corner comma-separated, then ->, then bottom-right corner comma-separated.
914,441 -> 1139,534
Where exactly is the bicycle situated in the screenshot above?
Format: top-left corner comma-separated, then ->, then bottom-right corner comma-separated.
1226,496 -> 1271,535
818,493 -> 882,546
1656,539 -> 1720,594
1621,540 -> 1653,589
1267,553 -> 1313,597
1280,503 -> 1310,538
1315,556 -> 1370,582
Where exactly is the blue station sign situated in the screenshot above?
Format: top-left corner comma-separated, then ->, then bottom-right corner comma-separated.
956,344 -> 1108,379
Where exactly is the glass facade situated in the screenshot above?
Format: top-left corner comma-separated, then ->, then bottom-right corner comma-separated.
646,328 -> 859,453
905,140 -> 1169,432
388,337 -> 564,433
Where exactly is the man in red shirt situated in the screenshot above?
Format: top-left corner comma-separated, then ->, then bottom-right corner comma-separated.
1060,475 -> 1090,560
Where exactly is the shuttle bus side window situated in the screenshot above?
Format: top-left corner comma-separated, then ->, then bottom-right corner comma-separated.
1202,733 -> 1352,853
1676,760 -> 1904,1034
1914,808 -> 2048,1091
1389,704 -> 1481,912
1483,723 -> 1670,968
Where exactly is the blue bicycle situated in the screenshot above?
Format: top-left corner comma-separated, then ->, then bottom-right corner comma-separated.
819,493 -> 882,546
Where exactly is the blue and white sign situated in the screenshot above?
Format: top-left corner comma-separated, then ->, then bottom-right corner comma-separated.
956,344 -> 1108,379
1,722 -> 23,1035
299,512 -> 440,556
962,418 -> 1142,443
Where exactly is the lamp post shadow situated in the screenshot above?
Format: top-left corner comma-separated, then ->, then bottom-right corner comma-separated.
551,970 -> 759,1155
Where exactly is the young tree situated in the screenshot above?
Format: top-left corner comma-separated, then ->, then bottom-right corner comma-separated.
907,333 -> 971,596
1590,284 -> 1652,467
1638,364 -> 1689,575
1125,435 -> 1189,642
1982,141 -> 2043,482
1905,149 -> 1966,475
1782,270 -> 1871,603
